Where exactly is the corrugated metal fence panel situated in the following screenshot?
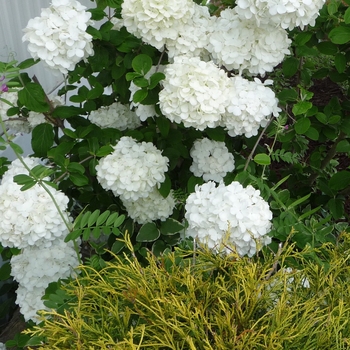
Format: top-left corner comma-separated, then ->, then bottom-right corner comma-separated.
0,0 -> 94,92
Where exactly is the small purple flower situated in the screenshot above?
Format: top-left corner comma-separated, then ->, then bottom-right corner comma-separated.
0,84 -> 8,93
284,125 -> 289,130
0,75 -> 5,82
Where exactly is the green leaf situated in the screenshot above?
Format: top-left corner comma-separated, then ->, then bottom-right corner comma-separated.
316,112 -> 328,124
133,77 -> 149,88
113,214 -> 125,228
253,153 -> 271,165
158,174 -> 171,198
335,53 -> 346,73
187,176 -> 204,193
132,54 -> 153,75
13,174 -> 35,186
292,101 -> 313,116
205,127 -> 226,142
149,72 -> 165,89
88,210 -> 100,227
133,89 -> 148,103
106,212 -> 120,226
0,262 -> 11,281
67,162 -> 85,174
111,239 -> 125,254
287,193 -> 311,209
329,26 -> 350,44
294,118 -> 311,134
345,7 -> 350,24
87,83 -> 104,100
316,41 -> 338,55
96,210 -> 111,226
69,173 -> 89,186
156,116 -> 170,137
328,198 -> 344,219
152,240 -> 167,256
9,142 -> 23,155
136,222 -> 160,242
304,127 -> 319,141
80,211 -> 91,228
31,124 -> 54,157
282,57 -> 299,78
160,218 -> 184,235
328,115 -> 341,124
17,58 -> 39,70
17,83 -> 49,112
295,32 -> 313,46
64,229 -> 82,242
86,26 -> 102,40
327,1 -> 339,15
96,145 -> 113,157
329,170 -> 350,191
336,139 -> 350,153
52,106 -> 84,118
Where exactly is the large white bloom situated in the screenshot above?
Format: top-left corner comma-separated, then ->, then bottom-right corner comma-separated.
190,138 -> 235,182
0,158 -> 71,249
208,8 -> 291,75
121,0 -> 195,50
89,101 -> 141,130
11,239 -> 80,323
22,0 -> 94,74
0,90 -> 31,133
184,181 -> 272,257
222,76 -> 280,137
122,188 -> 175,224
96,136 -> 169,201
235,0 -> 326,30
165,4 -> 215,59
159,56 -> 231,130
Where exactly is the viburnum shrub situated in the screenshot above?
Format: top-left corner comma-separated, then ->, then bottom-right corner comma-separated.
0,0 -> 350,346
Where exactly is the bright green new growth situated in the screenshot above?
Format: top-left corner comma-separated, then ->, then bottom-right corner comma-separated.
27,233 -> 350,349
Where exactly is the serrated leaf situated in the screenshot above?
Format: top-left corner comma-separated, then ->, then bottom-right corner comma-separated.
329,170 -> 350,191
17,83 -> 49,112
69,173 -> 89,186
160,218 -> 184,235
132,54 -> 152,75
294,118 -> 311,134
31,124 -> 54,157
136,222 -> 160,242
253,153 -> 271,165
88,210 -> 100,227
292,101 -> 313,116
133,89 -> 148,103
329,26 -> 350,44
96,210 -> 111,226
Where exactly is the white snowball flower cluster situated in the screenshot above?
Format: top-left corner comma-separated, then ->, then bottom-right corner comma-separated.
96,136 -> 169,201
0,343 -> 5,350
184,181 -> 272,257
11,239 -> 80,323
0,158 -> 71,249
223,76 -> 281,137
22,0 -> 94,74
122,188 -> 176,224
89,101 -> 141,130
0,90 -> 31,133
208,8 -> 291,75
27,94 -> 64,128
121,0 -> 195,51
235,0 -> 326,30
159,56 -> 231,130
190,138 -> 235,182
129,65 -> 165,121
165,4 -> 215,59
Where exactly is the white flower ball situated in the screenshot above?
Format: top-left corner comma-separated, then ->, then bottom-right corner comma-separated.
222,76 -> 281,137
22,0 -> 94,74
159,56 -> 231,130
96,136 -> 169,201
208,8 -> 291,75
0,90 -> 31,133
89,101 -> 141,130
190,138 -> 235,182
0,158 -> 71,249
235,0 -> 326,30
184,181 -> 272,257
11,239 -> 80,291
121,0 -> 195,50
0,343 -> 5,350
165,4 -> 215,59
122,188 -> 175,224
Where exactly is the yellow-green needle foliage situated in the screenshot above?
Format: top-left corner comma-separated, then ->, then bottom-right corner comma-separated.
27,233 -> 350,349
